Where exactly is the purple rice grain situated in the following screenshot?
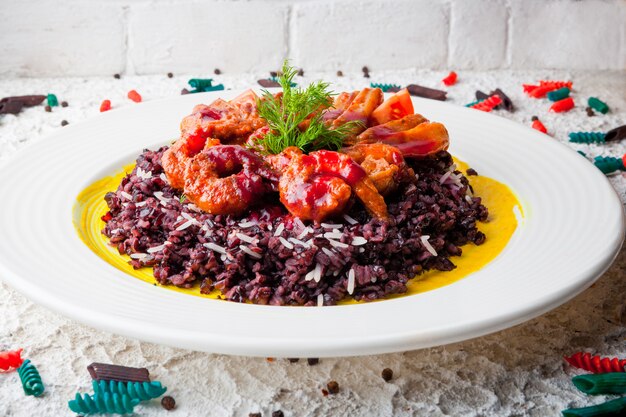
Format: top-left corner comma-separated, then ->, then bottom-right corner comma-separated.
102,147 -> 488,306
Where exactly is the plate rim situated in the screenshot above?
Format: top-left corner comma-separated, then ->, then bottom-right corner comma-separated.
0,89 -> 623,357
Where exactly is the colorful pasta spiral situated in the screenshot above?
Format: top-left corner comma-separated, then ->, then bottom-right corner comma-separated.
594,156 -> 626,175
0,348 -> 23,371
370,83 -> 401,92
568,132 -> 606,144
564,352 -> 626,373
68,392 -> 140,415
471,95 -> 502,112
17,359 -> 44,397
539,80 -> 573,90
92,380 -> 167,401
572,373 -> 626,395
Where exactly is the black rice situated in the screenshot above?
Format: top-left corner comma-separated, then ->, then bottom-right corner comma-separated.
102,147 -> 488,306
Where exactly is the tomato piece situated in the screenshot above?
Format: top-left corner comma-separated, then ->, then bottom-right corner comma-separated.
371,88 -> 414,125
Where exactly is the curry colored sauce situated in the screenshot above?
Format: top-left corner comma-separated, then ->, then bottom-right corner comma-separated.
74,158 -> 522,304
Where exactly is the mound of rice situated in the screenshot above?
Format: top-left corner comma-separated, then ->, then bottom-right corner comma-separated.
103,147 -> 487,306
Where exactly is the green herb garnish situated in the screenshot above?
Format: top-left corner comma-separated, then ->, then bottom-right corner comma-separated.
179,194 -> 186,204
254,61 -> 359,154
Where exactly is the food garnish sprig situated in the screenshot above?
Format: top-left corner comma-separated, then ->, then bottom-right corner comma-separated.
255,61 -> 359,154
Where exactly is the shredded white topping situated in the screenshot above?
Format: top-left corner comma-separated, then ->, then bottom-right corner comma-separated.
421,235 -> 438,256
181,212 -> 200,224
439,171 -> 452,184
238,220 -> 256,228
175,220 -> 195,231
465,194 -> 474,204
304,269 -> 315,282
134,201 -> 147,207
120,191 -> 133,200
347,269 -> 356,294
289,237 -> 310,248
279,236 -> 294,249
147,244 -> 167,254
239,245 -> 262,259
204,242 -> 227,255
136,167 -> 153,180
343,214 -> 358,225
130,253 -> 149,260
351,236 -> 367,246
317,293 -> 324,307
187,203 -> 202,213
297,226 -> 312,240
273,222 -> 285,236
322,247 -> 335,258
314,263 -> 322,282
321,223 -> 343,229
236,232 -> 257,244
327,239 -> 349,249
323,231 -> 343,240
159,173 -> 169,183
153,191 -> 166,201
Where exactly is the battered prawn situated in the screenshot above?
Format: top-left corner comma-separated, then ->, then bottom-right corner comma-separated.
342,143 -> 407,195
332,88 -> 384,140
356,114 -> 449,157
163,90 -> 267,189
264,146 -> 303,172
184,145 -> 279,216
279,150 -> 387,222
322,91 -> 359,123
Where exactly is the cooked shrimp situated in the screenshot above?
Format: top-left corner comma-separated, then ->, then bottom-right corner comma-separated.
322,91 -> 358,123
180,90 -> 266,147
184,145 -> 279,216
279,150 -> 387,222
342,143 -> 406,195
162,137 -> 221,190
264,146 -> 303,172
332,88 -> 384,141
356,114 -> 449,157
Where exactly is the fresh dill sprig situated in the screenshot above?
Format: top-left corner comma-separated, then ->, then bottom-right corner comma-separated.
179,193 -> 186,204
254,60 -> 360,154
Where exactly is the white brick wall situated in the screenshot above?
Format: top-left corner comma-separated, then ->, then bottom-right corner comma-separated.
0,0 -> 624,77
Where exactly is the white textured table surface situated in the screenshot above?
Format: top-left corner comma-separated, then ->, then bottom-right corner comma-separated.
0,70 -> 625,417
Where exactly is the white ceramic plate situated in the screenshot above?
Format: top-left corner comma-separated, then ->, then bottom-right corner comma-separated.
0,90 -> 623,357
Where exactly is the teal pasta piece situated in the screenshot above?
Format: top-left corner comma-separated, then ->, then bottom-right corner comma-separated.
17,359 -> 44,397
201,84 -> 225,92
188,78 -> 214,89
588,97 -> 609,114
594,156 -> 626,174
561,396 -> 626,417
547,87 -> 570,102
573,373 -> 626,395
68,392 -> 139,415
370,83 -> 401,92
568,132 -> 606,144
92,380 -> 167,401
46,94 -> 58,107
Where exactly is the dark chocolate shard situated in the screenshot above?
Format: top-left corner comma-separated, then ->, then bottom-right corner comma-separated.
405,84 -> 447,101
0,95 -> 46,107
258,79 -> 281,88
475,90 -> 489,102
0,100 -> 24,115
605,124 -> 626,142
87,362 -> 150,383
386,86 -> 402,93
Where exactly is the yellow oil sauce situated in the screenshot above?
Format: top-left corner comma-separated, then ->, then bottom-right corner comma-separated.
74,159 -> 522,303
